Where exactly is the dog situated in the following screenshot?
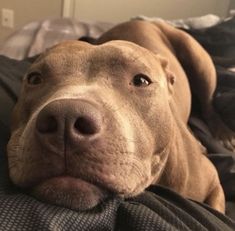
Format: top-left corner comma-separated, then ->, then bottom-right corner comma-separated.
7,20 -> 225,212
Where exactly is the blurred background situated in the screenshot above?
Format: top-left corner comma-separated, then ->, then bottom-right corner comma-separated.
0,0 -> 234,44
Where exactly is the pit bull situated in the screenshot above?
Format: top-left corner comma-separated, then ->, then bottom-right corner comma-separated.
7,20 -> 226,212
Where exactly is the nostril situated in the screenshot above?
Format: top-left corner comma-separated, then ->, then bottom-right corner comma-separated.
74,117 -> 99,135
36,115 -> 58,134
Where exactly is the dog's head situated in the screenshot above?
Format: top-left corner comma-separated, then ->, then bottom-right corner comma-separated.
7,40 -> 175,210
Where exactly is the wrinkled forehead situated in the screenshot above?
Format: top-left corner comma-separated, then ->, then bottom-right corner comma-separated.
31,40 -> 159,75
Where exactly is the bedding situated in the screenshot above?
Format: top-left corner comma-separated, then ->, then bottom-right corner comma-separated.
134,14 -> 222,29
0,16 -> 235,229
0,18 -> 113,60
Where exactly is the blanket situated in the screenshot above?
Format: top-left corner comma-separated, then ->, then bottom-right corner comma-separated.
0,18 -> 113,60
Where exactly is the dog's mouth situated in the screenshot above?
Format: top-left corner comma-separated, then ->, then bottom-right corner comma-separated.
29,175 -> 112,211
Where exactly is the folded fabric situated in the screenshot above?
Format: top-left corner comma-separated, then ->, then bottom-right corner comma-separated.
0,166 -> 234,231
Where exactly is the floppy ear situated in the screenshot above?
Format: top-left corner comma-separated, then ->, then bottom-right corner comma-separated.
152,21 -> 216,113
155,54 -> 175,95
153,21 -> 235,152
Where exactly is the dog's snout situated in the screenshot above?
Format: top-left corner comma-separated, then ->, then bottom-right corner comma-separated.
35,99 -> 102,151
36,112 -> 100,136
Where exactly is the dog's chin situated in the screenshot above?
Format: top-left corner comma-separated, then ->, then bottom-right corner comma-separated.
30,176 -> 110,211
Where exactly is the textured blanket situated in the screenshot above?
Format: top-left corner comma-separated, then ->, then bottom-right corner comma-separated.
0,158 -> 234,231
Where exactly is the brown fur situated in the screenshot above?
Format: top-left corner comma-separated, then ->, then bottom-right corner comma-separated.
7,20 -> 225,212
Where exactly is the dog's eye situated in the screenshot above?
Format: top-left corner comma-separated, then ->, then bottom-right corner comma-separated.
132,74 -> 152,87
26,72 -> 42,85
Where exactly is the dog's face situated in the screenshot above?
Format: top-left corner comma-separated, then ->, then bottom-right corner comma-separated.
7,40 -> 175,210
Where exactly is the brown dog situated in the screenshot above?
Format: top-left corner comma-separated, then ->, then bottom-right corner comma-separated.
7,20 -> 225,212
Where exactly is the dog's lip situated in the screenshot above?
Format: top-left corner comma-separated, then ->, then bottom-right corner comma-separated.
28,174 -> 114,210
45,175 -> 92,185
30,175 -> 112,194
42,176 -> 99,190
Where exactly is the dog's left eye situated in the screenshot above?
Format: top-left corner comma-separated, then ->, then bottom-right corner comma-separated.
26,72 -> 43,85
132,74 -> 152,87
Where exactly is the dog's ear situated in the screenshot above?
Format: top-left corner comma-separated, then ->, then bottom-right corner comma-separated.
152,21 -> 216,110
156,54 -> 175,95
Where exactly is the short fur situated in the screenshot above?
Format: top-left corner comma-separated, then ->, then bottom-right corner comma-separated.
7,20 -> 225,212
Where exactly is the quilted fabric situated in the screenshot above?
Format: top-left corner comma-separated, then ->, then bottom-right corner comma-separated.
0,162 -> 234,231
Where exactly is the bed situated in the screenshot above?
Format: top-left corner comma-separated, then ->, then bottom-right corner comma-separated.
0,16 -> 235,230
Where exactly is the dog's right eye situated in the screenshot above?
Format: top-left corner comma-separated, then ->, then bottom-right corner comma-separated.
132,74 -> 152,87
26,72 -> 43,85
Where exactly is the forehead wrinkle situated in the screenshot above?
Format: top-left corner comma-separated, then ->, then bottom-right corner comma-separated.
88,46 -> 127,76
88,45 -> 150,77
106,41 -> 153,70
32,51 -> 87,77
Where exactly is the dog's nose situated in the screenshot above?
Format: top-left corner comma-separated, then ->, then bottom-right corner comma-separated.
35,99 -> 102,150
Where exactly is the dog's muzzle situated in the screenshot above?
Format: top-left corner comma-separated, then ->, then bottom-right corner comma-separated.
35,99 -> 103,154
